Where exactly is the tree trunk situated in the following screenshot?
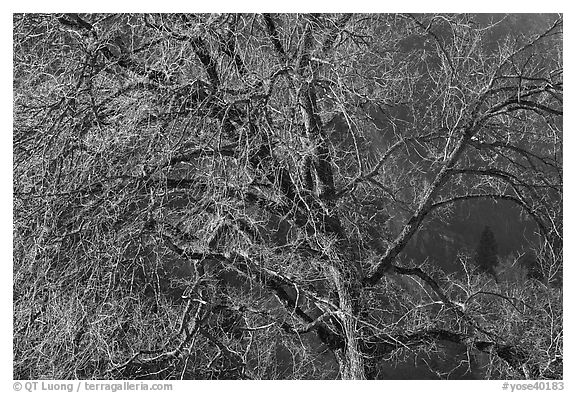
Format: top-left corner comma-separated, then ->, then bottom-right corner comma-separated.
329,266 -> 366,380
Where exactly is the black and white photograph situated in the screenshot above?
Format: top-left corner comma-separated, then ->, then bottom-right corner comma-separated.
12,12 -> 563,382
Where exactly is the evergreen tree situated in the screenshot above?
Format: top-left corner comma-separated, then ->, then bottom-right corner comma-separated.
475,226 -> 499,277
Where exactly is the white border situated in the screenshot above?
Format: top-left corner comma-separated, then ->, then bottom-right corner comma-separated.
2,4 -> 571,392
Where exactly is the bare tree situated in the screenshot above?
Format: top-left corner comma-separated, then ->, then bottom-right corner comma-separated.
14,13 -> 562,379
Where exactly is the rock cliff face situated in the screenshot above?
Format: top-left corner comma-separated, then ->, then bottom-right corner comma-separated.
330,106 -> 545,277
